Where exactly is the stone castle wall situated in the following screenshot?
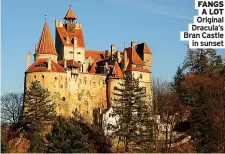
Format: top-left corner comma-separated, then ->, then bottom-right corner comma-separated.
25,71 -> 107,122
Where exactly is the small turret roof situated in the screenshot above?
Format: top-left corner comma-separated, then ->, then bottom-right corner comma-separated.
36,22 -> 58,55
64,8 -> 77,19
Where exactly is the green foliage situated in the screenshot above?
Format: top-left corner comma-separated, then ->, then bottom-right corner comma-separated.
28,132 -> 47,153
21,80 -> 56,134
112,73 -> 154,152
46,115 -> 111,153
1,140 -> 9,153
17,80 -> 56,153
46,116 -> 91,153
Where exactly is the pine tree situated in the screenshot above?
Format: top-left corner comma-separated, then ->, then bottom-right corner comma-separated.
19,80 -> 56,152
46,116 -> 92,153
112,73 -> 153,152
21,80 -> 56,133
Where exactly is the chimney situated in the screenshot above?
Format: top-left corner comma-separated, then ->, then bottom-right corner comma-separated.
66,35 -> 69,44
64,58 -> 67,68
35,44 -> 38,52
117,51 -> 121,63
111,44 -> 115,56
105,62 -> 108,74
123,50 -> 128,71
47,57 -> 52,71
26,51 -> 31,69
73,37 -> 77,47
131,41 -> 135,48
105,50 -> 109,58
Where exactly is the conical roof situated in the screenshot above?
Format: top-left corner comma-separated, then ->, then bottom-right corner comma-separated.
64,8 -> 77,19
110,62 -> 123,79
36,22 -> 58,55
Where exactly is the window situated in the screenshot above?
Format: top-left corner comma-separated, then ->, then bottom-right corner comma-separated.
62,97 -> 66,101
69,51 -> 73,54
34,75 -> 36,79
55,77 -> 57,80
77,52 -> 81,54
42,75 -> 44,79
114,87 -> 117,90
61,85 -> 63,89
140,74 -> 142,79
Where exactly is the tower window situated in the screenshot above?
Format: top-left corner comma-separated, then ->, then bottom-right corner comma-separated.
62,97 -> 66,101
42,75 -> 44,79
34,75 -> 36,79
140,74 -> 142,79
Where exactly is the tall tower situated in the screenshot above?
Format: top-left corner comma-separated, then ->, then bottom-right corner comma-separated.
55,5 -> 86,67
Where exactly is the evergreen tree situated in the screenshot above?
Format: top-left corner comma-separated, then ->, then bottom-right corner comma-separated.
21,80 -> 56,133
112,73 -> 153,152
46,115 -> 111,153
19,80 -> 56,152
46,116 -> 91,153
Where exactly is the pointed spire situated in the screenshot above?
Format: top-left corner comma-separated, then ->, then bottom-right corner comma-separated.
111,62 -> 123,79
36,21 -> 58,55
64,5 -> 77,19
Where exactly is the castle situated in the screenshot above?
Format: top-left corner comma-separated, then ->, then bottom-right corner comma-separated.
24,6 -> 153,122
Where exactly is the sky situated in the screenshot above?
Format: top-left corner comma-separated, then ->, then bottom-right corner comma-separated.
1,0 -> 225,95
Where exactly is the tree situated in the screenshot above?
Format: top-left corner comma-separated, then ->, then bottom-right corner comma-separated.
21,80 -> 56,133
19,80 -> 56,153
152,78 -> 184,152
46,115 -> 111,153
178,48 -> 225,152
1,93 -> 23,124
46,116 -> 91,153
112,73 -> 153,152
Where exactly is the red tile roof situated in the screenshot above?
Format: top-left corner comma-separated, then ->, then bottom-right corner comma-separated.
110,62 -> 123,79
56,27 -> 85,47
85,50 -> 105,61
125,47 -> 145,65
89,62 -> 97,73
36,22 -> 58,55
26,58 -> 65,73
64,8 -> 77,19
125,63 -> 150,73
58,59 -> 82,68
136,43 -> 152,55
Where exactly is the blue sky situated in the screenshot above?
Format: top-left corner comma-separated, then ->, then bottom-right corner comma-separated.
2,0 -> 224,94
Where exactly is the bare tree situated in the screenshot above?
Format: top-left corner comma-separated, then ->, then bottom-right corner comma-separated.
1,93 -> 23,124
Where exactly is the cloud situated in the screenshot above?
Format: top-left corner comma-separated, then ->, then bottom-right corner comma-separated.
109,0 -> 194,21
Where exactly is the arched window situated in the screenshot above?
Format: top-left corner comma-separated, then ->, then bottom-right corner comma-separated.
42,75 -> 44,79
62,97 -> 66,101
34,75 -> 36,79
